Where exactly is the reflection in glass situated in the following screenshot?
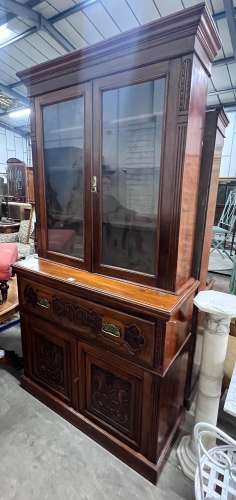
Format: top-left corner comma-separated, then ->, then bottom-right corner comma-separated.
101,79 -> 165,275
43,97 -> 84,258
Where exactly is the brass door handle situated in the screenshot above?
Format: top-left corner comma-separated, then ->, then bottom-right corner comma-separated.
37,297 -> 50,309
101,322 -> 121,338
91,176 -> 97,193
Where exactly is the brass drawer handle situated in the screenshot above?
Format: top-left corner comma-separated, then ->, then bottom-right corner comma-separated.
37,297 -> 50,309
101,322 -> 121,338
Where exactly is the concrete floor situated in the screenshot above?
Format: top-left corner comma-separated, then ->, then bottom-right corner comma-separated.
0,325 -> 195,500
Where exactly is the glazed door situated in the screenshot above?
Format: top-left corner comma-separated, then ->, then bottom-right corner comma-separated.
35,83 -> 92,270
93,63 -> 168,285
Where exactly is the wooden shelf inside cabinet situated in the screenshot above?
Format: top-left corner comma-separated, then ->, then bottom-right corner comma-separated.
15,3 -> 220,483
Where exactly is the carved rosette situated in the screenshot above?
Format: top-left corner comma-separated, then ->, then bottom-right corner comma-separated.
24,285 -> 37,306
124,325 -> 145,354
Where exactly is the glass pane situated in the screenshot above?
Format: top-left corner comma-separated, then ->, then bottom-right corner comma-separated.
43,97 -> 84,259
101,78 -> 165,275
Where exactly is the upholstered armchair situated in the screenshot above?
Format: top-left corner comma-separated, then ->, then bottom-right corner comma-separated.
0,219 -> 35,258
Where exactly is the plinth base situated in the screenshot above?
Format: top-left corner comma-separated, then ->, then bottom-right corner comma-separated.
177,434 -> 196,481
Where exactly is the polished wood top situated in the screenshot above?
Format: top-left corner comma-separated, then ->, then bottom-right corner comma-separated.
14,256 -> 198,316
0,277 -> 19,322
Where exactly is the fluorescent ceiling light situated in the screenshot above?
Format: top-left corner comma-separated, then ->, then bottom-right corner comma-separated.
0,24 -> 14,44
9,108 -> 31,119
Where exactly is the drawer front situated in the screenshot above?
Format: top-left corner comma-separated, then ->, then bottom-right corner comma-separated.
21,314 -> 73,404
20,277 -> 156,368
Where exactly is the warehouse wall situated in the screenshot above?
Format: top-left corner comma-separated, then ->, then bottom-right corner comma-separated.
220,110 -> 236,178
0,125 -> 32,175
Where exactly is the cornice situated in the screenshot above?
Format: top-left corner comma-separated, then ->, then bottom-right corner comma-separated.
17,3 -> 221,89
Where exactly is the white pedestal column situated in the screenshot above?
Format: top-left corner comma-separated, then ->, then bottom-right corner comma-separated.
177,290 -> 236,480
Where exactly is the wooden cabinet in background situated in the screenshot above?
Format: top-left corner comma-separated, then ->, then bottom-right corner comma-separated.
7,158 -> 34,204
14,4 -> 220,483
185,107 -> 229,408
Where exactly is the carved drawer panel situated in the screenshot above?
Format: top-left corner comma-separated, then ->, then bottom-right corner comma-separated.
20,278 -> 156,368
22,314 -> 73,404
78,342 -> 143,449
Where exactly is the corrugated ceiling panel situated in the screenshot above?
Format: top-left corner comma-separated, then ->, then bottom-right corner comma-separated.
217,19 -> 234,57
0,61 -> 18,81
207,94 -> 220,105
0,68 -> 17,85
208,79 -> 215,92
182,0 -> 212,12
0,48 -> 27,72
55,19 -> 87,49
39,31 -> 67,56
211,0 -> 224,13
16,38 -> 48,64
25,32 -> 64,59
228,62 -> 236,87
67,11 -> 103,44
154,0 -> 183,16
211,65 -> 232,89
126,0 -> 160,24
46,0 -> 77,11
219,91 -> 235,103
33,1 -> 58,18
100,0 -> 138,31
7,18 -> 34,32
14,84 -> 28,97
0,7 -> 7,16
84,3 -> 120,38
4,43 -> 41,67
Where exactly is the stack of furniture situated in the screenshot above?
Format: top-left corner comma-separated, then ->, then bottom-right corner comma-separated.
13,4 -> 220,483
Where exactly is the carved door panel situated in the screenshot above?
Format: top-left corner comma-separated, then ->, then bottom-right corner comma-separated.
78,342 -> 143,449
23,314 -> 74,405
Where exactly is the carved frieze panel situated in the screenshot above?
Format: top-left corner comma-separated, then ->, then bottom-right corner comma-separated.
90,365 -> 131,430
33,334 -> 65,392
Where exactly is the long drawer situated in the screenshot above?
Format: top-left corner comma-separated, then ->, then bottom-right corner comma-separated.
19,277 -> 157,368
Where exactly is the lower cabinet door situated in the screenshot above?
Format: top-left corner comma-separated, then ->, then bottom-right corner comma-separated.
23,314 -> 73,405
78,342 -> 144,449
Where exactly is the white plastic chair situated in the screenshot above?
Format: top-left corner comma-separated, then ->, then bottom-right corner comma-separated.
194,422 -> 236,499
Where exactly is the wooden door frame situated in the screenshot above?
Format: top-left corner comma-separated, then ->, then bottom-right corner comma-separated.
33,82 -> 93,271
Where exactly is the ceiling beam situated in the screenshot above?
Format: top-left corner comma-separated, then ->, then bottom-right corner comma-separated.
0,119 -> 29,137
0,12 -> 15,26
213,56 -> 235,66
0,82 -> 29,106
209,87 -> 236,96
0,26 -> 38,48
223,0 -> 236,59
213,8 -> 236,21
0,0 -> 75,52
0,0 -> 40,25
50,0 -> 97,24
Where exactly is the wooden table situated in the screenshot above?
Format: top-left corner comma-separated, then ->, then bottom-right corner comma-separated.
224,362 -> 236,417
0,221 -> 20,234
0,277 -> 21,368
0,277 -> 19,323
